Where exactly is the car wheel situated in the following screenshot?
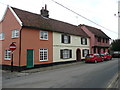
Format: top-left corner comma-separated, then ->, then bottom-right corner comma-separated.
101,59 -> 104,62
84,61 -> 87,63
94,60 -> 97,63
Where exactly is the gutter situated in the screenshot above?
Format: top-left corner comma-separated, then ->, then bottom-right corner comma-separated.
18,27 -> 22,72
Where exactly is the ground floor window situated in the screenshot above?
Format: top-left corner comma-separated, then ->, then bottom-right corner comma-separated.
39,49 -> 48,61
60,49 -> 72,59
82,49 -> 89,57
4,50 -> 11,60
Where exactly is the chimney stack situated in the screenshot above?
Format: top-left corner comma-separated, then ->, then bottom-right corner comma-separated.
40,4 -> 49,18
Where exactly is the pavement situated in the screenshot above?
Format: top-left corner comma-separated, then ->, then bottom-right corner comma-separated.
1,60 -> 119,89
2,61 -> 84,80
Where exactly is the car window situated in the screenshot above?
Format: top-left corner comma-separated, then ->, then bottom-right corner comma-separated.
100,54 -> 104,56
94,54 -> 99,57
86,54 -> 93,57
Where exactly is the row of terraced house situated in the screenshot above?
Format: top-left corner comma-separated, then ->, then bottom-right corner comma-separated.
0,5 -> 110,70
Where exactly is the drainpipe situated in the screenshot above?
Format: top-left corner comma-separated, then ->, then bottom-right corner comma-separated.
18,27 -> 22,72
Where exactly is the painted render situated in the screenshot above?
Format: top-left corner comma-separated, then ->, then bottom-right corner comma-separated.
0,22 -> 2,64
20,28 -> 53,66
80,25 -> 110,53
53,32 -> 90,62
0,7 -> 53,67
1,5 -> 111,69
0,8 -> 21,66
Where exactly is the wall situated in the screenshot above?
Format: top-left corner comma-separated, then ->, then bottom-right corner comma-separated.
80,26 -> 95,53
0,22 -> 2,64
0,8 -> 21,66
53,32 -> 90,62
94,37 -> 110,47
20,28 -> 53,66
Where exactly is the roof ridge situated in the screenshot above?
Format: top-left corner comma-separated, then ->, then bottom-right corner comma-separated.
11,7 -> 89,37
81,24 -> 101,30
80,24 -> 110,39
11,7 -> 41,16
12,7 -> 77,27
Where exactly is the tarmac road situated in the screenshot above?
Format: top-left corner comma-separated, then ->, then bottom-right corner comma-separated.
2,58 -> 118,88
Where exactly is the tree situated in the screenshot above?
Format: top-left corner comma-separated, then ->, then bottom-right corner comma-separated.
110,39 -> 120,51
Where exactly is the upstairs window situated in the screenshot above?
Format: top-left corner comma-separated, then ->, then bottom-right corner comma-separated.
12,30 -> 19,38
103,38 -> 105,43
4,50 -> 11,60
97,37 -> 101,42
0,32 -> 4,40
81,38 -> 87,45
40,31 -> 48,40
106,39 -> 108,43
61,34 -> 71,44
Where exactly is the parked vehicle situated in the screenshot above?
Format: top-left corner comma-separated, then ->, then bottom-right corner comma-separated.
85,53 -> 103,63
100,53 -> 112,61
112,51 -> 120,58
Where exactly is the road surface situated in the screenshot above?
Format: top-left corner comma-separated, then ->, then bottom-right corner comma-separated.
2,58 -> 118,88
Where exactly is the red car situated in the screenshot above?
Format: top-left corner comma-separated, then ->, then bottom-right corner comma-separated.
85,53 -> 103,63
100,53 -> 112,61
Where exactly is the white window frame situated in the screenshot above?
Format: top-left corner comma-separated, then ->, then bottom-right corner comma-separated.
81,38 -> 87,45
40,31 -> 48,40
64,35 -> 69,44
83,49 -> 89,57
63,49 -> 70,59
12,30 -> 19,38
4,50 -> 11,60
39,49 -> 48,61
82,38 -> 86,45
0,32 -> 4,40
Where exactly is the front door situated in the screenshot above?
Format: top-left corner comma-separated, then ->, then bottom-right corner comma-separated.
27,49 -> 34,68
76,49 -> 81,61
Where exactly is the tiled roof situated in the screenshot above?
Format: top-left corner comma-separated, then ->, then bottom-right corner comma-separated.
12,7 -> 89,37
80,24 -> 111,39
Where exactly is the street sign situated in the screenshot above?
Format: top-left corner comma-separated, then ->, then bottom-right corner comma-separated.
9,43 -> 16,52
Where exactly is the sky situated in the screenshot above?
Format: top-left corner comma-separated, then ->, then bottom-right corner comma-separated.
0,0 -> 118,39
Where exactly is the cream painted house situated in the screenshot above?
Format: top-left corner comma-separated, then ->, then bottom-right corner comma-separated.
53,31 -> 90,62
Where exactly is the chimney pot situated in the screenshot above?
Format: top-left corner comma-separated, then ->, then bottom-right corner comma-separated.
45,4 -> 47,10
40,4 -> 49,18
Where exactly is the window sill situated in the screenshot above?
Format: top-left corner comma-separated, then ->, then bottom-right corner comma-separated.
12,37 -> 19,39
62,43 -> 70,44
61,58 -> 71,59
0,39 -> 4,41
81,44 -> 87,45
4,59 -> 11,60
40,60 -> 48,61
40,39 -> 48,41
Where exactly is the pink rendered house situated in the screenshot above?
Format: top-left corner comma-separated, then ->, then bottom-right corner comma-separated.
80,24 -> 111,54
